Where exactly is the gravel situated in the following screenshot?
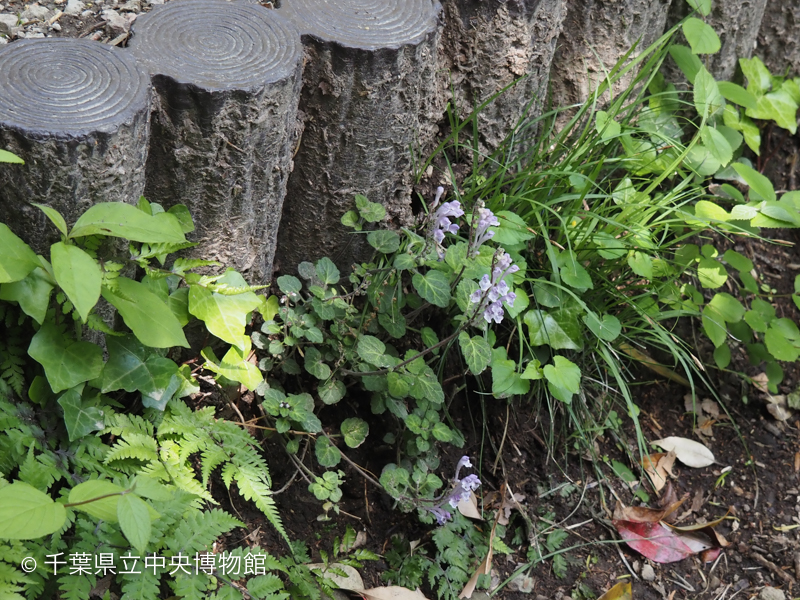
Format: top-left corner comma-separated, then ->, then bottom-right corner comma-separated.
759,587 -> 787,600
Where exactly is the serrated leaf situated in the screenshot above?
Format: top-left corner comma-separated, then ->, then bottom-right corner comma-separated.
458,332 -> 492,375
682,18 -> 721,54
0,224 -> 39,284
357,335 -> 389,368
315,436 -> 341,467
28,324 -> 104,393
0,482 -> 67,539
493,211 -> 535,245
412,270 -> 451,308
341,418 -> 369,448
117,493 -> 152,554
70,202 -> 186,243
304,347 -> 331,380
367,230 -> 400,254
732,162 -> 776,201
315,257 -> 340,285
58,387 -> 105,442
104,277 -> 189,349
51,242 -> 101,323
188,284 -> 260,350
697,257 -> 727,288
318,379 -> 346,405
652,436 -> 715,467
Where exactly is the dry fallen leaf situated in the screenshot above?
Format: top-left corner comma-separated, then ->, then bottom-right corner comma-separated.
457,492 -> 483,520
701,399 -> 720,418
613,497 -> 687,523
652,436 -> 715,468
642,451 -> 676,492
597,581 -> 632,600
752,372 -> 770,393
458,549 -> 491,599
361,587 -> 430,600
767,403 -> 792,421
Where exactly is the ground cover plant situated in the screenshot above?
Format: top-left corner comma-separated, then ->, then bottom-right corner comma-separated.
1,1 -> 800,599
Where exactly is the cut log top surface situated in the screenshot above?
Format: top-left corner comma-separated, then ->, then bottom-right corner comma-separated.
0,38 -> 149,137
279,0 -> 440,50
129,0 -> 302,90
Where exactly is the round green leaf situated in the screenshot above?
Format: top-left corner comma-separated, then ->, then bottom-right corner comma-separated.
0,482 -> 67,540
683,18 -> 721,54
697,257 -> 727,289
68,480 -> 126,522
367,230 -> 400,254
411,270 -> 451,308
582,312 -> 622,342
341,418 -> 369,448
765,327 -> 800,362
318,379 -> 346,405
543,356 -> 581,394
0,224 -> 40,284
315,436 -> 341,467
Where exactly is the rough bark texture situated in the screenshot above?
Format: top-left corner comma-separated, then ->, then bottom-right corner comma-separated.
439,0 -> 566,153
129,0 -> 303,284
756,0 -> 800,77
549,0 -> 671,111
275,0 -> 444,273
0,38 -> 150,253
667,0 -> 768,81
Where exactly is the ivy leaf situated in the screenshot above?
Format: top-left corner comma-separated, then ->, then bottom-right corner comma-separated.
318,379 -> 346,405
315,436 -> 341,467
412,270 -> 451,308
51,242 -> 101,323
57,387 -> 104,442
357,335 -> 390,368
188,284 -> 260,351
544,356 -> 581,404
28,324 -> 104,393
583,312 -> 622,342
458,332 -> 492,375
104,277 -> 189,349
315,257 -> 340,286
523,310 -> 580,350
69,202 -> 186,243
0,224 -> 39,284
341,418 -> 369,448
682,18 -> 721,54
0,482 -> 67,539
117,493 -> 152,554
367,230 -> 400,254
0,267 -> 54,324
304,347 -> 332,380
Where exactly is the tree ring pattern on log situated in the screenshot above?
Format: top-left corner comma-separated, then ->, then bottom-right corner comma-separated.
0,38 -> 149,138
129,0 -> 302,90
280,0 -> 439,49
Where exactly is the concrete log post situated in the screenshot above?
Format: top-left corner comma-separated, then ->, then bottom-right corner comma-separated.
756,0 -> 800,77
667,0 -> 768,81
129,0 -> 303,284
439,0 -> 566,152
0,38 -> 151,253
549,0 -> 671,111
275,0 -> 443,273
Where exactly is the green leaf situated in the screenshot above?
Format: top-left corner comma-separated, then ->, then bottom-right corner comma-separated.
356,335 -> 390,368
356,196 -> 386,223
0,267 -> 54,324
682,18 -> 721,54
411,270 -> 451,308
746,89 -> 799,134
717,81 -> 757,110
628,251 -> 653,279
57,387 -> 105,442
387,372 -> 411,398
693,66 -> 723,118
117,493 -> 152,554
523,310 -> 580,350
341,418 -> 369,448
521,359 -> 543,380
188,284 -> 260,350
0,224 -> 39,284
714,343 -> 731,369
51,242 -> 101,323
318,379 -> 346,405
582,312 -> 621,342
723,249 -> 754,273
315,437 -> 341,467
559,259 -> 593,291
203,344 -> 263,392
393,254 -> 416,270
69,203 -> 186,243
697,257 -> 727,288
0,149 -> 23,164
765,326 -> 800,361
28,324 -> 104,393
543,356 -> 581,404
276,275 -> 302,296
708,293 -> 745,322
315,257 -> 340,285
341,210 -> 360,229
669,44 -> 703,83
702,305 -> 727,347
740,56 -> 772,96
732,163 -> 776,202
304,347 -> 331,380
595,110 -> 621,142
68,480 -> 125,522
0,482 -> 66,539
431,422 -> 454,442
458,331 -> 492,375
32,204 -> 68,238
493,211 -> 535,245
105,277 -> 189,348
685,0 -> 711,16
700,126 -> 733,167
491,347 -> 530,399
367,230 -> 400,254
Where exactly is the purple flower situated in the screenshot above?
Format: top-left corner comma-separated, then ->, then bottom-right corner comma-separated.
425,456 -> 481,525
471,207 -> 500,255
429,506 -> 452,525
454,455 -> 473,479
429,189 -> 463,254
469,251 -> 518,324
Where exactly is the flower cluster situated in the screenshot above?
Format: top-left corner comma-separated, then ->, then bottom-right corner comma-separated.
470,251 -> 519,324
471,207 -> 499,255
430,187 -> 464,245
426,456 -> 481,525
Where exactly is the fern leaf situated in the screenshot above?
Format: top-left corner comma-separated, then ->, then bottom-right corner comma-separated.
104,433 -> 159,465
0,583 -> 25,600
120,571 -> 161,600
166,509 -> 243,555
171,573 -> 214,600
58,575 -> 93,600
229,464 -> 288,544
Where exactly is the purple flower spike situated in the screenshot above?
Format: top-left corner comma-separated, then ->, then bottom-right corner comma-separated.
469,250 -> 518,325
429,506 -> 452,525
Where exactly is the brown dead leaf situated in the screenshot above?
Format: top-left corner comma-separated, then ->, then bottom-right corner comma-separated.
794,452 -> 800,473
767,403 -> 792,421
496,491 -> 525,526
618,342 -> 691,387
457,492 -> 483,521
458,549 -> 491,599
690,489 -> 705,513
694,415 -> 715,440
684,393 -> 696,414
361,587 -> 430,600
642,451 -> 677,492
752,372 -> 770,393
613,496 -> 687,523
701,399 -> 720,418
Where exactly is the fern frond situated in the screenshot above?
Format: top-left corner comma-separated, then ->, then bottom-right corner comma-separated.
165,509 -> 243,556
104,433 -> 159,465
170,573 -> 214,600
0,582 -> 25,600
104,412 -> 154,438
226,464 -> 288,544
120,571 -> 161,600
58,574 -> 93,600
200,445 -> 227,486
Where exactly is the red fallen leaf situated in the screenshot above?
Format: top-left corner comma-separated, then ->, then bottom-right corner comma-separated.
613,519 -> 696,563
701,547 -> 722,563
